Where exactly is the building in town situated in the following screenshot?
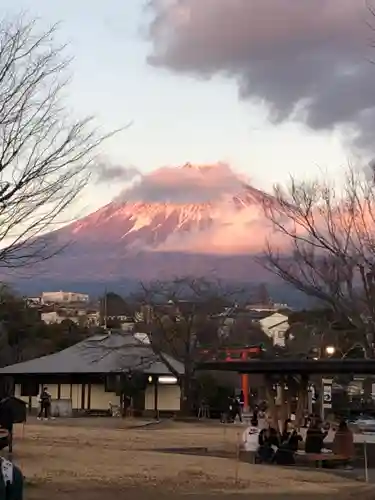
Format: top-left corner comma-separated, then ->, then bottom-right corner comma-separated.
0,331 -> 183,416
259,312 -> 289,347
41,291 -> 90,304
40,308 -> 100,327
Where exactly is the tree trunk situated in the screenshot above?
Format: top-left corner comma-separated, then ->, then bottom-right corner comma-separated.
295,376 -> 308,430
264,376 -> 279,432
279,379 -> 288,428
180,363 -> 193,416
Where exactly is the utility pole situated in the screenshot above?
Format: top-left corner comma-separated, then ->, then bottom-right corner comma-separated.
103,288 -> 108,330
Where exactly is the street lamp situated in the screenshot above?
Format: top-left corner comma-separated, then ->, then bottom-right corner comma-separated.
325,345 -> 336,356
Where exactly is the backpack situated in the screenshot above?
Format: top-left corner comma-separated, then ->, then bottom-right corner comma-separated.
40,392 -> 50,404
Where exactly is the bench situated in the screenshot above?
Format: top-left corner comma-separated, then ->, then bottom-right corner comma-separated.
295,450 -> 349,467
83,409 -> 111,417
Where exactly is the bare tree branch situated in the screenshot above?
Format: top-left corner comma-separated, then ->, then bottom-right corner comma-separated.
256,165 -> 375,357
136,276 -> 242,412
0,16 -> 124,268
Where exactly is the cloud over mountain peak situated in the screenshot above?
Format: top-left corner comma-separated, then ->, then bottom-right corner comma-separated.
116,161 -> 248,204
147,0 -> 374,151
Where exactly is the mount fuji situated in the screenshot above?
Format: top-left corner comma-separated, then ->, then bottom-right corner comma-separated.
13,163 -> 289,291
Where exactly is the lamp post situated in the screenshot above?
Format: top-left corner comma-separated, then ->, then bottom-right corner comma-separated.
148,375 -> 159,420
325,345 -> 335,356
319,345 -> 335,421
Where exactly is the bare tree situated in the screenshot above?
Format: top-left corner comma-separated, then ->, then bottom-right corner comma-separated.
138,276 -> 239,413
257,166 -> 375,357
0,16 -> 121,267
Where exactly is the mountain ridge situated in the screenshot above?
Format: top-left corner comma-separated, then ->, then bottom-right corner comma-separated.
9,163 -> 287,286
55,182 -> 277,256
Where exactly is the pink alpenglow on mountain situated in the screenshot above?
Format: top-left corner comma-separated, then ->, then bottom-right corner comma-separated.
34,163 -> 284,281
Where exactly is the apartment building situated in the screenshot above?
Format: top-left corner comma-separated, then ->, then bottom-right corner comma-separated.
41,291 -> 89,304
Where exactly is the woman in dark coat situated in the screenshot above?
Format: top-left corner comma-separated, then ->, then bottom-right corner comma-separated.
274,419 -> 302,465
305,418 -> 328,454
332,420 -> 354,468
256,425 -> 279,463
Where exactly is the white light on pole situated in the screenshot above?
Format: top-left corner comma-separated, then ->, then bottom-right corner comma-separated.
325,346 -> 335,356
158,376 -> 178,385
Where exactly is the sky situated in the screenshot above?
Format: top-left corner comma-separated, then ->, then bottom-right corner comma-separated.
2,0 -> 373,218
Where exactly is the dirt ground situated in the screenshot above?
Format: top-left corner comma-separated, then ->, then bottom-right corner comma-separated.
5,418 -> 375,500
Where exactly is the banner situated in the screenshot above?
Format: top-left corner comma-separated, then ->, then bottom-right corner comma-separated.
323,384 -> 332,409
310,385 -> 317,403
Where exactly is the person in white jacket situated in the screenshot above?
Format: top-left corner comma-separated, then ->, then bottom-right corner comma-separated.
242,426 -> 260,452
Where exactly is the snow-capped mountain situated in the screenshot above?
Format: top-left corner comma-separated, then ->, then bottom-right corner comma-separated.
30,163 -> 281,282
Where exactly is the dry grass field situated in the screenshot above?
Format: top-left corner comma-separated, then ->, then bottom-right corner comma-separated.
4,418 -> 374,499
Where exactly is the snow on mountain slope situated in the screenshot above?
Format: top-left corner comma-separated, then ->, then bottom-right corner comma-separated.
64,173 -> 276,254
34,163 -> 282,281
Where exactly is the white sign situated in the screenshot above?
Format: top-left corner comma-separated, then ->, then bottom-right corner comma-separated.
323,384 -> 332,409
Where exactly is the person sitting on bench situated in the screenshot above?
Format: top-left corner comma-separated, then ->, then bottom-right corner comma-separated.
256,425 -> 279,463
305,417 -> 328,454
332,420 -> 354,469
274,419 -> 302,465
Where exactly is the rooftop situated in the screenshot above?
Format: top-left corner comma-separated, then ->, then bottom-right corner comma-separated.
0,331 -> 184,376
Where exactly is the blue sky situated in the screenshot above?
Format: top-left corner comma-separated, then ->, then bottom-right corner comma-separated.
3,0 -> 352,216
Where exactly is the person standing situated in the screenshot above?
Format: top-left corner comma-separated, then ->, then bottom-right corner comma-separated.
251,405 -> 259,427
232,395 -> 243,423
37,387 -> 51,421
239,390 -> 245,414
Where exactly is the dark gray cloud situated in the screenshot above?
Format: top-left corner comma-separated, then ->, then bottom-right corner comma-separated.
116,162 -> 245,203
147,0 -> 375,151
95,161 -> 140,184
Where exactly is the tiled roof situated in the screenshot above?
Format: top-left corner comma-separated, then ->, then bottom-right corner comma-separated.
0,331 -> 184,376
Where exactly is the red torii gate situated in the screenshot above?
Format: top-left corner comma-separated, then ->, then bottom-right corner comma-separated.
199,345 -> 264,409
